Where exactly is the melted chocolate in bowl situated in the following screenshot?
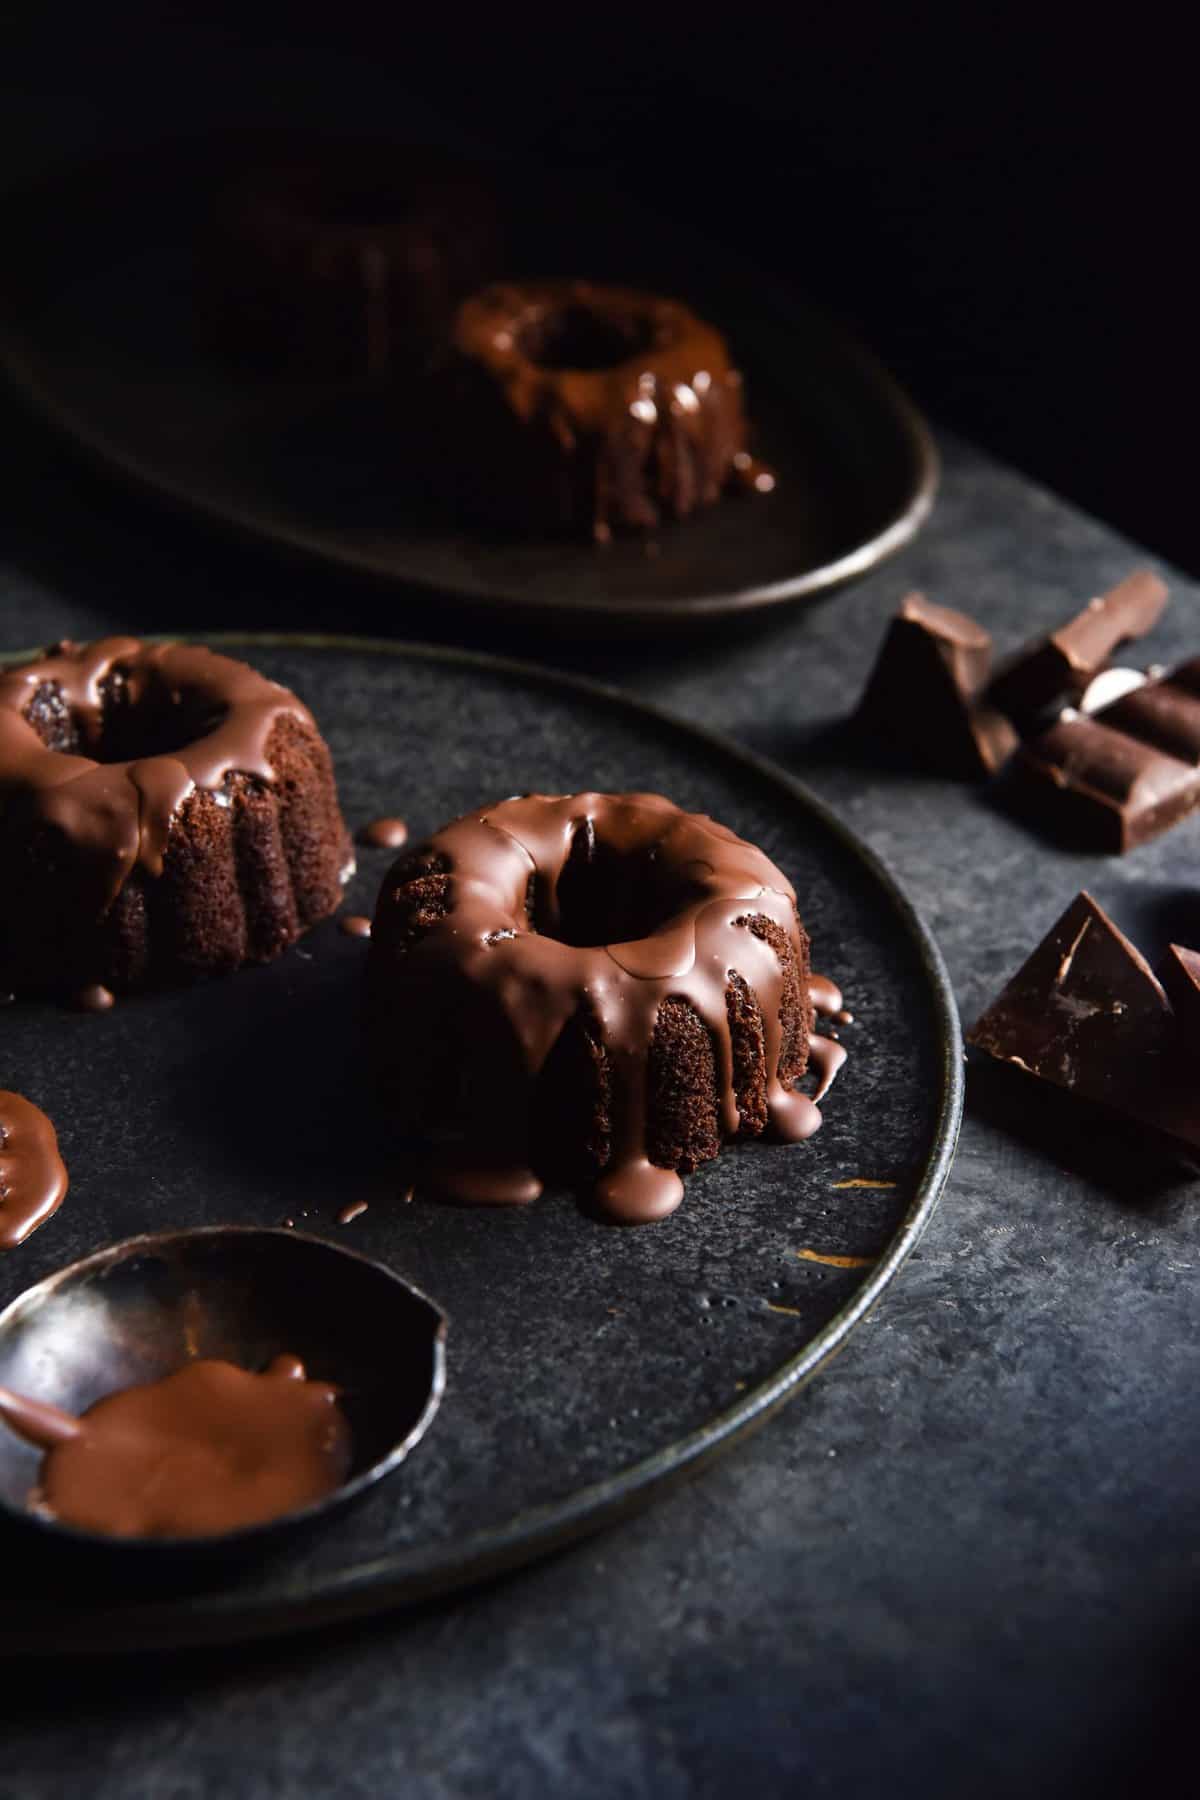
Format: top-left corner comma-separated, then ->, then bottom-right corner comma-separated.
0,1228 -> 446,1550
0,1355 -> 352,1539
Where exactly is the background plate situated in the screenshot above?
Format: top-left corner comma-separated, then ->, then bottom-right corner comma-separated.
0,638 -> 961,1651
0,137 -> 936,629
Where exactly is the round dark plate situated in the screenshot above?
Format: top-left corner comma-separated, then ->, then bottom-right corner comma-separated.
0,137 -> 936,630
0,638 -> 961,1652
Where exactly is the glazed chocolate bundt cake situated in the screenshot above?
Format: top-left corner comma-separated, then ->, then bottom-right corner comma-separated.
367,792 -> 824,1223
211,143 -> 500,379
0,638 -> 352,998
444,281 -> 768,540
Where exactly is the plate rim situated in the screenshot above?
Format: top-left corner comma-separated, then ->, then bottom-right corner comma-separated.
0,145 -> 939,624
0,632 -> 963,1653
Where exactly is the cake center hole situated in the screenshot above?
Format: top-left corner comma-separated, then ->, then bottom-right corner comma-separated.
534,825 -> 705,947
26,674 -> 228,763
517,303 -> 657,372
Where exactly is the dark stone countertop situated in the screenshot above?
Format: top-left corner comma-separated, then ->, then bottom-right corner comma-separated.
2,399 -> 1198,1800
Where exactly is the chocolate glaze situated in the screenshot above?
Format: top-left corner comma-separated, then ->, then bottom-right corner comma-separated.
371,792 -> 826,1224
0,639 -> 314,912
807,1032 -> 848,1103
0,1090 -> 69,1249
809,973 -> 844,1016
339,914 -> 373,938
1,1355 -> 351,1539
449,282 -> 760,538
358,816 -> 409,850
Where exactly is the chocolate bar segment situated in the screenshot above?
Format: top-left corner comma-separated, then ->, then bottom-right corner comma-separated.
1009,713 -> 1200,851
1097,679 -> 1200,765
1011,661 -> 1200,851
856,593 -> 1018,778
988,569 -> 1168,728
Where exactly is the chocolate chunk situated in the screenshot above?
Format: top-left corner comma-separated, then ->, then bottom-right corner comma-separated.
1009,713 -> 1200,851
1161,944 -> 1200,1052
856,593 -> 1018,778
968,892 -> 1172,1109
988,569 -> 1168,728
970,893 -> 1200,1155
1010,661 -> 1200,852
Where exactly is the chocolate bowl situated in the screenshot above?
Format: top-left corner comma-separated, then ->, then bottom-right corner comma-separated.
0,1226 -> 446,1562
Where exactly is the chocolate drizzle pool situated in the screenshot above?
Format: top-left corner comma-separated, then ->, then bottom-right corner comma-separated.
0,1091 -> 68,1249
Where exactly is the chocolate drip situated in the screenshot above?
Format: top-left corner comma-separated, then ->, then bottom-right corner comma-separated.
339,914 -> 373,938
371,792 -> 831,1223
0,1355 -> 352,1539
809,973 -> 844,1016
807,1032 -> 848,1103
0,1090 -> 69,1249
358,816 -> 409,850
450,282 -> 756,537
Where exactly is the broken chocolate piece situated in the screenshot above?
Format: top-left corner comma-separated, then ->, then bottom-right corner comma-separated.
970,893 -> 1200,1155
988,569 -> 1168,728
968,891 -> 1172,1109
856,593 -> 1018,778
1010,661 -> 1200,851
1161,945 -> 1200,1051
1009,714 -> 1200,852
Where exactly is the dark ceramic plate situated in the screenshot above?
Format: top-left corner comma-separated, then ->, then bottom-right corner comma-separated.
0,638 -> 961,1652
0,137 -> 936,631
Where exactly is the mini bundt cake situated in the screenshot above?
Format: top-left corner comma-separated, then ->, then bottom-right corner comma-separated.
210,142 -> 501,379
443,281 -> 770,540
0,638 -> 353,998
367,791 -> 824,1223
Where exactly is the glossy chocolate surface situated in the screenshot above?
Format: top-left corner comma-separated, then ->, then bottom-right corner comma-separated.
1011,659 -> 1200,850
1,1354 -> 351,1539
0,1091 -> 68,1250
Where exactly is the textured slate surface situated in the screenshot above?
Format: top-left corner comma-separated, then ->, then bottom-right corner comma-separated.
2,400 -> 1199,1796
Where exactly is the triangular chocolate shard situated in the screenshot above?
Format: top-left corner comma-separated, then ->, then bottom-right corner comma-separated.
856,593 -> 1017,779
968,892 -> 1172,1110
1162,944 -> 1200,1052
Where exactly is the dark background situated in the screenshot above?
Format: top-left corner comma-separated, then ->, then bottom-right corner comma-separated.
3,6 -> 1191,571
